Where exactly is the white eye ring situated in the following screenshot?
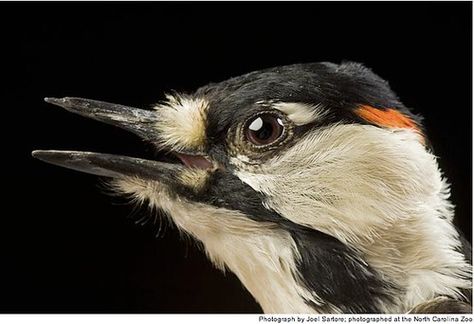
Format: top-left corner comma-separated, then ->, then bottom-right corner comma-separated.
248,117 -> 263,131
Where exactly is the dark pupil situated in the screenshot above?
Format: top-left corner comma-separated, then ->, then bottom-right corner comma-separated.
246,114 -> 284,146
255,121 -> 274,140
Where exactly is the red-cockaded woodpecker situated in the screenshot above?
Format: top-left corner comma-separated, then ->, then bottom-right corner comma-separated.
33,62 -> 472,313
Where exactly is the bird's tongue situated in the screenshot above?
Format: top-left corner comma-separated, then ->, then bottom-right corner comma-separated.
176,153 -> 213,170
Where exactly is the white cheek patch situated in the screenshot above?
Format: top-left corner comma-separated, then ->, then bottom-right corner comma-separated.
154,94 -> 209,151
234,123 -> 472,312
236,124 -> 438,237
273,102 -> 328,126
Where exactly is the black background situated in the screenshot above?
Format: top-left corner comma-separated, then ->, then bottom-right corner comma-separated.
1,2 -> 471,313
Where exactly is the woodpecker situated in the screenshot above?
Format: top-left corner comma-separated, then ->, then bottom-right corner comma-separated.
33,62 -> 472,314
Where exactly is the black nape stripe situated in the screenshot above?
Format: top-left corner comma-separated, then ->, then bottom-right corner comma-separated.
290,227 -> 397,313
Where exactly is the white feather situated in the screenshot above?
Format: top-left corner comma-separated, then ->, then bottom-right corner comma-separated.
233,124 -> 471,312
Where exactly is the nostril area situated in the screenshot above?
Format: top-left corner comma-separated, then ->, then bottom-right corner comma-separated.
175,153 -> 213,170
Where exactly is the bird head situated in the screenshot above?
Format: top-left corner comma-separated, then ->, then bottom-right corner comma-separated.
32,62 -> 471,313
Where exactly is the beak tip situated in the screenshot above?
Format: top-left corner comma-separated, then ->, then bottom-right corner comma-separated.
31,150 -> 51,162
31,150 -> 42,158
32,150 -> 68,164
44,97 -> 65,106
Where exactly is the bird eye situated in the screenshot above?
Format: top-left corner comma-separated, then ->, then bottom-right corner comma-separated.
245,114 -> 285,146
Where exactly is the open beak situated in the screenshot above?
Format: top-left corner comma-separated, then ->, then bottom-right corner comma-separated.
32,97 -> 212,181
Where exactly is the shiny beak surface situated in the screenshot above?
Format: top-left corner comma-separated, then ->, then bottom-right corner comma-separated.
33,97 -> 187,182
44,97 -> 159,141
32,150 -> 183,182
